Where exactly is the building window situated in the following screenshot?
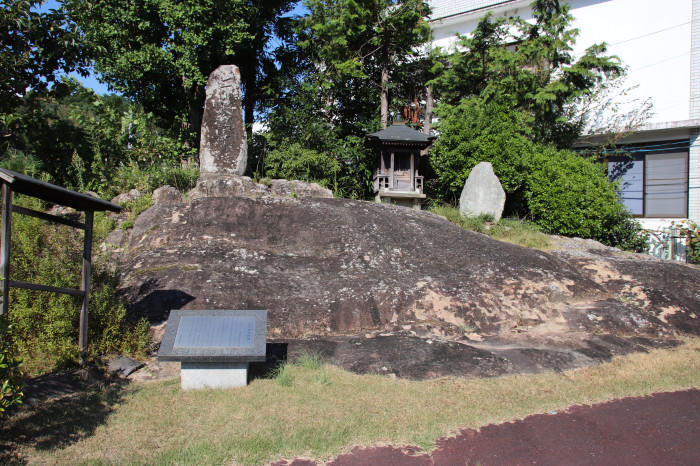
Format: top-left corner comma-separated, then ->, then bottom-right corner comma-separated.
607,146 -> 688,218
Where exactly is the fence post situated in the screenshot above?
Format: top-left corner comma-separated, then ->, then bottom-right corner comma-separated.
1,184 -> 12,316
79,210 -> 94,366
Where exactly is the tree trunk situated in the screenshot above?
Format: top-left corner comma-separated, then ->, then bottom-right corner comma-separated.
244,99 -> 255,139
421,85 -> 434,156
242,68 -> 256,140
423,85 -> 433,135
381,64 -> 389,129
185,81 -> 205,152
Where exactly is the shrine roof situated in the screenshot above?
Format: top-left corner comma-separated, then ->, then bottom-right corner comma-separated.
367,123 -> 436,146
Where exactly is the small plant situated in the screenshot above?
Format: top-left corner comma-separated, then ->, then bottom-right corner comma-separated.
119,194 -> 154,230
313,369 -> 331,385
296,351 -> 323,371
274,362 -> 293,387
678,220 -> 700,265
0,319 -> 23,415
459,323 -> 479,334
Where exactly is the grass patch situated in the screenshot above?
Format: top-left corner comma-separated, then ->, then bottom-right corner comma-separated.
296,351 -> 324,371
6,337 -> 699,464
430,205 -> 551,249
274,362 -> 293,387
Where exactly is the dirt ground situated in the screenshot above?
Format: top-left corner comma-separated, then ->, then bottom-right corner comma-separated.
272,389 -> 700,465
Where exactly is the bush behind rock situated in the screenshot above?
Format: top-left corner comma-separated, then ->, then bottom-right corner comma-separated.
430,99 -> 647,251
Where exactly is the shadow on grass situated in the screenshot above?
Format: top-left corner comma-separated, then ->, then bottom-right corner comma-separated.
248,342 -> 288,382
0,368 -> 130,464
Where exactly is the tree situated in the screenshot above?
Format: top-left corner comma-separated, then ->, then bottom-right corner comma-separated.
431,0 -> 622,147
259,0 -> 432,198
299,0 -> 431,128
1,0 -> 88,169
64,0 -> 294,146
429,98 -> 534,207
1,0 -> 88,115
428,1 -> 646,249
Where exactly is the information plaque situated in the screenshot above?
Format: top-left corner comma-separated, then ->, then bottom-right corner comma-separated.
158,309 -> 267,363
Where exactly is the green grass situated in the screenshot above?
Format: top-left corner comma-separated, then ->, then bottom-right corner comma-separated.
430,205 -> 551,249
296,351 -> 324,371
5,338 -> 699,465
274,362 -> 294,387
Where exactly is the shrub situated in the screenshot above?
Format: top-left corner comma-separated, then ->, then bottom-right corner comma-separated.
8,196 -> 149,374
0,318 -> 23,415
430,100 -> 645,251
264,142 -> 340,190
524,146 -> 645,249
429,98 -> 533,206
108,161 -> 199,198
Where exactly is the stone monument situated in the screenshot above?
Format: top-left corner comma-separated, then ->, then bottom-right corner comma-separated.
459,162 -> 506,221
199,65 -> 247,175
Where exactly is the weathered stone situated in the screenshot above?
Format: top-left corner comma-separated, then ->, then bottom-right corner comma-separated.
120,196 -> 699,342
113,189 -> 700,380
268,178 -> 333,199
107,356 -> 144,377
153,185 -> 184,206
111,189 -> 142,206
199,65 -> 247,175
104,228 -> 128,249
189,173 -> 332,201
459,162 -> 506,221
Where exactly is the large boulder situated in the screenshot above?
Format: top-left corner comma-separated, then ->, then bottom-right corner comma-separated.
199,65 -> 247,175
114,188 -> 700,379
119,194 -> 699,343
459,162 -> 506,221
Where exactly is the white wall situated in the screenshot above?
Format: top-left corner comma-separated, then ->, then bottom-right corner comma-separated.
429,0 -> 693,124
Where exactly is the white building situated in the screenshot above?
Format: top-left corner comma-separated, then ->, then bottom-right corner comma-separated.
428,0 -> 699,259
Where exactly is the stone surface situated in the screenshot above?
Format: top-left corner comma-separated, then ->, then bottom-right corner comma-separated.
106,356 -> 144,377
153,185 -> 183,206
189,174 -> 332,201
119,194 -> 699,364
180,362 -> 248,389
282,333 -> 678,380
110,189 -> 141,206
459,162 -> 506,221
113,176 -> 700,380
199,65 -> 247,175
104,228 -> 128,249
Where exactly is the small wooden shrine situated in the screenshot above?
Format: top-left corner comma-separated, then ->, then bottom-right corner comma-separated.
367,122 -> 435,210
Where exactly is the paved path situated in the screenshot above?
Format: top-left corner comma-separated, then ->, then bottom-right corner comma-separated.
274,389 -> 700,465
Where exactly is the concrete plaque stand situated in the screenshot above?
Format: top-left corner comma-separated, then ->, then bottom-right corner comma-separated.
180,362 -> 249,390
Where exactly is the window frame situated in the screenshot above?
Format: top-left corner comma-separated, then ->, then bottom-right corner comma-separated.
606,141 -> 689,219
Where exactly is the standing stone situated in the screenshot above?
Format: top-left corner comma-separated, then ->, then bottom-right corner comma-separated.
459,162 -> 506,221
199,65 -> 247,175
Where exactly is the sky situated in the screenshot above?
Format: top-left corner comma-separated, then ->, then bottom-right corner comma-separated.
35,0 -> 309,96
